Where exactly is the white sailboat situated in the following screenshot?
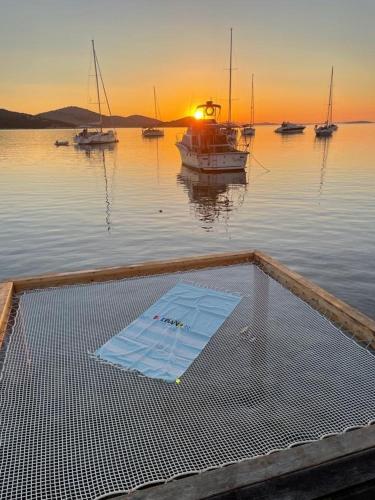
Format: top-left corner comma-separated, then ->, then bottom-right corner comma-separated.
221,28 -> 238,145
74,40 -> 118,146
142,87 -> 164,137
242,74 -> 255,136
175,100 -> 248,172
315,66 -> 338,137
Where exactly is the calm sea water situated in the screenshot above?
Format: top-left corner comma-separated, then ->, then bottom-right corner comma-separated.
0,125 -> 374,318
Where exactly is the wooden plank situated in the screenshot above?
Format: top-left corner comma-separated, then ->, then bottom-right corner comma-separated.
206,448 -> 375,500
12,251 -> 255,292
253,250 -> 375,347
0,282 -> 13,347
122,425 -> 375,500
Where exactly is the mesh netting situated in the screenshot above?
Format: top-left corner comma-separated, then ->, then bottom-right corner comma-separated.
1,264 -> 375,499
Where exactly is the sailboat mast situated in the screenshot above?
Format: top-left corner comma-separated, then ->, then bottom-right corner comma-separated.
153,86 -> 158,121
326,66 -> 333,125
228,28 -> 233,125
92,40 -> 103,132
329,66 -> 334,124
251,73 -> 254,126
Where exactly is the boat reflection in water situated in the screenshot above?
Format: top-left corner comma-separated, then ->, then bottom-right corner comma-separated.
177,166 -> 248,231
314,135 -> 331,200
75,143 -> 116,232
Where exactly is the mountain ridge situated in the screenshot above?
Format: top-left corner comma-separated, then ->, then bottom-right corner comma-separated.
0,106 -> 373,129
0,108 -> 74,129
36,106 -> 195,128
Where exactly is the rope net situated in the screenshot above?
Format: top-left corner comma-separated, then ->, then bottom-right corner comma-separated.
1,264 -> 374,499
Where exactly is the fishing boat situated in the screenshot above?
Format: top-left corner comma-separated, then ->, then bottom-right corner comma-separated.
242,74 -> 256,136
175,100 -> 248,172
74,41 -> 118,146
55,140 -> 69,146
315,67 -> 338,137
275,122 -> 306,134
142,87 -> 164,138
221,28 -> 238,145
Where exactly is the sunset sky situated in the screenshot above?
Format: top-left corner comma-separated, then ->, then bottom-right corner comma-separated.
1,0 -> 374,122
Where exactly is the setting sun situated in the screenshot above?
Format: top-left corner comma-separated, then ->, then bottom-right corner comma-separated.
194,110 -> 204,120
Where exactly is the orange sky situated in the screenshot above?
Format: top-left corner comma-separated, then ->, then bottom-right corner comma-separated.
1,0 -> 374,122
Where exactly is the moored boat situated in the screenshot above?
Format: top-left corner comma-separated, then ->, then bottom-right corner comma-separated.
55,140 -> 69,146
176,100 -> 248,172
74,40 -> 118,146
242,74 -> 256,136
315,66 -> 337,137
142,86 -> 164,138
275,122 -> 306,134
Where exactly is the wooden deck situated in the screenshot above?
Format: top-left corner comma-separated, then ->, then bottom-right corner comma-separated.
1,250 -> 375,499
2,250 -> 375,349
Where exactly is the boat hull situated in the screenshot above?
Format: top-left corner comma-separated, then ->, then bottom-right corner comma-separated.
315,128 -> 333,137
275,127 -> 305,134
142,129 -> 164,137
74,131 -> 118,145
176,143 -> 248,172
241,126 -> 255,136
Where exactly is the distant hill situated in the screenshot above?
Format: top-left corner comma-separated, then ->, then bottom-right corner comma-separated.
37,107 -> 163,128
339,120 -> 373,124
2,106 -> 373,129
163,116 -> 196,127
38,106 -> 195,128
0,108 -> 73,129
36,106 -> 98,126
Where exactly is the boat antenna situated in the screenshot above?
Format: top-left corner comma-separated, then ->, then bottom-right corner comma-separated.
326,66 -> 333,125
153,86 -> 158,121
251,73 -> 255,126
228,28 -> 233,125
92,40 -> 102,132
330,66 -> 334,125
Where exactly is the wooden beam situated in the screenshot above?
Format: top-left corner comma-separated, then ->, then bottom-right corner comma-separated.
123,425 -> 375,500
0,282 -> 13,347
12,251 -> 255,292
253,250 -> 375,348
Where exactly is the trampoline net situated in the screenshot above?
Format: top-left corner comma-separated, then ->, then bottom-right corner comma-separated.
1,264 -> 375,500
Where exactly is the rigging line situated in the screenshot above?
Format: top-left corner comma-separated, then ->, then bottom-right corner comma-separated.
250,153 -> 271,173
92,40 -> 102,130
95,55 -> 114,119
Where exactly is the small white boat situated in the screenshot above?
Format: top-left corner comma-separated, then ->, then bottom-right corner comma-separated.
275,122 -> 306,134
315,67 -> 338,137
176,101 -> 248,172
242,74 -> 256,136
142,128 -> 164,137
75,128 -> 118,145
55,140 -> 69,146
142,87 -> 164,138
74,41 -> 118,146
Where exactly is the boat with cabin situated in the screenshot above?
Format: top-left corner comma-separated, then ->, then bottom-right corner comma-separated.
275,122 -> 306,134
176,101 -> 248,172
142,87 -> 164,138
242,74 -> 256,136
74,41 -> 118,146
315,66 -> 338,137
